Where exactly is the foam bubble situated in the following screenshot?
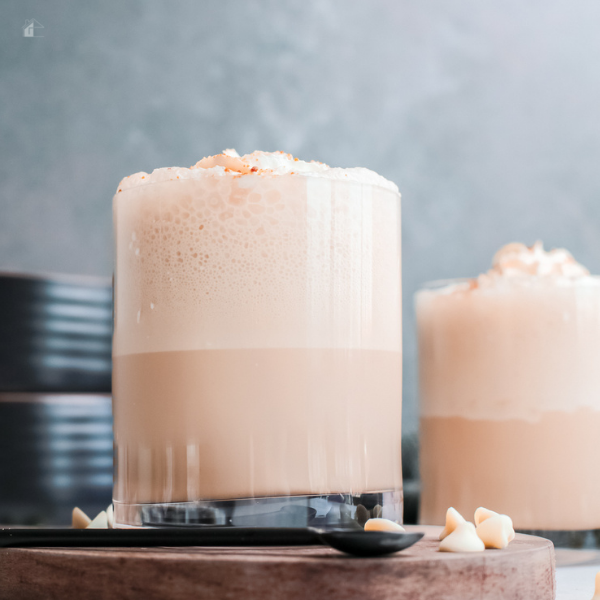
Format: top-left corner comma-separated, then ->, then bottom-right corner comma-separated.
113,174 -> 402,356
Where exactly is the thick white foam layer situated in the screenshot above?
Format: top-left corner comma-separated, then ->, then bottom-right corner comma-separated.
116,150 -> 399,194
417,243 -> 600,421
113,168 -> 401,357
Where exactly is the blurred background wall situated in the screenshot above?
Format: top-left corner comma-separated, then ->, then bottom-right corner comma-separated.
2,0 -> 600,433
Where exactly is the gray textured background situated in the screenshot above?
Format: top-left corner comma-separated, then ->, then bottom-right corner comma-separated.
2,0 -> 600,433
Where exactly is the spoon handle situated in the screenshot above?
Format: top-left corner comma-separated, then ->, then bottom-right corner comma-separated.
0,527 -> 324,548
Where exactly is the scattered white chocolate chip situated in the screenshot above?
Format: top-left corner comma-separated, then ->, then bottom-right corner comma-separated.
439,507 -> 466,541
591,571 -> 600,599
364,518 -> 405,532
106,504 -> 114,529
475,507 -> 515,543
87,510 -> 108,529
476,514 -> 515,549
72,507 -> 92,529
439,522 -> 485,553
474,506 -> 497,526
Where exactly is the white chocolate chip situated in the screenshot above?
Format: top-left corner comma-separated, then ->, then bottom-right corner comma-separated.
439,522 -> 485,553
364,518 -> 405,532
72,507 -> 91,529
439,507 -> 466,541
476,514 -> 515,549
474,506 -> 497,526
592,571 -> 600,599
475,507 -> 515,543
106,504 -> 114,529
87,510 -> 108,529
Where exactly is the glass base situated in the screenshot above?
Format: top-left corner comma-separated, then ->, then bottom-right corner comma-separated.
518,528 -> 600,549
114,489 -> 403,529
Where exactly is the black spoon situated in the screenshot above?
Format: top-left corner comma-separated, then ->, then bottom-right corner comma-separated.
0,527 -> 423,558
320,529 -> 423,557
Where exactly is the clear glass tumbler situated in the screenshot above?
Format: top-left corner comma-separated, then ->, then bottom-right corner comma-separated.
112,171 -> 402,528
417,277 -> 600,546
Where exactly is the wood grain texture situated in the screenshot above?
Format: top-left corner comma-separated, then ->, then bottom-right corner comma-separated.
0,526 -> 555,600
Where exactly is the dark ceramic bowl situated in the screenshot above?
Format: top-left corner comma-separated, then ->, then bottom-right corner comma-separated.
0,272 -> 113,525
0,271 -> 112,393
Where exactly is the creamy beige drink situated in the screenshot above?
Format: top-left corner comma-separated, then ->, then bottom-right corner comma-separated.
113,150 -> 402,527
418,242 -> 600,531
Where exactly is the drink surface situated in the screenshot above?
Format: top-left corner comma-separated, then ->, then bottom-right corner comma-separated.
112,151 -> 402,512
417,242 -> 600,530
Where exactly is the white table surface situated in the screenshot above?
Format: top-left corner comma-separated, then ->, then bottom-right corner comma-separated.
555,549 -> 600,599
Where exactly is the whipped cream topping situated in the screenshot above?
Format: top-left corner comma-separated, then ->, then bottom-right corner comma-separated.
487,241 -> 589,280
424,243 -> 594,299
116,150 -> 399,194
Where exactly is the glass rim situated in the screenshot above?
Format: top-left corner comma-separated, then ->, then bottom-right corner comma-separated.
415,275 -> 600,294
113,173 -> 401,198
415,278 -> 474,292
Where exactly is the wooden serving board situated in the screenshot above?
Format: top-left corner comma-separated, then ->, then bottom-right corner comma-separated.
0,526 -> 555,600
